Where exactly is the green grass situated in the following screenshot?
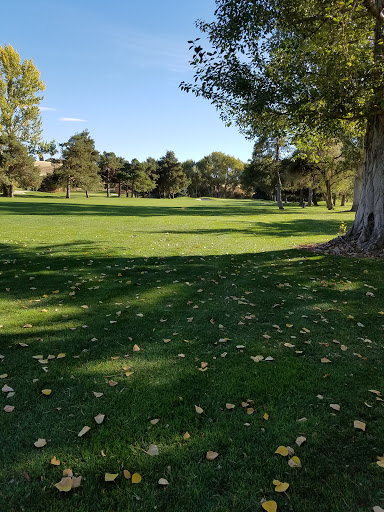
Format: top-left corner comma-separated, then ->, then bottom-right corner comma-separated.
1,192 -> 384,512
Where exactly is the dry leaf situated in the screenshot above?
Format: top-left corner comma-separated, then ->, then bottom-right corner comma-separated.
321,358 -> 331,363
206,451 -> 219,460
195,405 -> 203,414
63,469 -> 73,477
373,507 -> 384,512
3,405 -> 15,413
296,436 -> 306,446
369,390 -> 381,396
150,418 -> 160,425
330,404 -> 340,411
183,432 -> 191,440
54,477 -> 72,492
132,473 -> 142,484
201,362 -> 208,369
158,478 -> 169,486
109,380 -> 118,387
354,420 -> 366,431
78,426 -> 91,437
105,473 -> 118,482
71,476 -> 82,488
146,444 -> 159,456
123,470 -> 131,479
0,374 -> 8,379
226,403 -> 236,410
51,456 -> 60,466
2,385 -> 14,393
133,344 -> 140,352
34,438 -> 47,448
262,501 -> 278,512
95,413 -> 105,424
251,355 -> 264,363
93,391 -> 103,398
275,446 -> 289,456
288,456 -> 301,468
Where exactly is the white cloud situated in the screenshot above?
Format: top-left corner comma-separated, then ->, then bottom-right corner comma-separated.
40,107 -> 56,111
59,117 -> 87,122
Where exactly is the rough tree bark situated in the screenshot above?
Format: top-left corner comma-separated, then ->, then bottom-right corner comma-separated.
325,179 -> 334,210
340,194 -> 346,207
345,115 -> 384,251
351,168 -> 363,212
308,187 -> 313,206
299,188 -> 305,207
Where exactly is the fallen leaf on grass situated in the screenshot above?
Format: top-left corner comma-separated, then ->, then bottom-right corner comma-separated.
273,480 -> 289,492
72,476 -> 82,488
251,355 -> 264,363
262,501 -> 278,512
78,426 -> 91,437
275,446 -> 289,456
195,405 -> 203,414
158,478 -> 169,486
330,404 -> 340,411
3,405 -> 15,413
34,438 -> 47,448
369,390 -> 381,396
133,344 -> 140,352
51,456 -> 60,466
206,451 -> 219,460
226,403 -> 235,410
95,414 -> 105,424
263,413 -> 269,420
183,432 -> 191,440
288,456 -> 301,468
146,444 -> 159,456
57,353 -> 66,359
42,389 -> 52,396
132,473 -> 142,484
321,358 -> 332,363
109,380 -> 118,387
373,507 -> 384,512
93,392 -> 103,398
296,436 -> 306,446
150,419 -> 160,425
354,420 -> 366,431
105,473 -> 118,481
23,324 -> 33,328
123,470 -> 131,479
54,477 -> 72,492
0,374 -> 8,379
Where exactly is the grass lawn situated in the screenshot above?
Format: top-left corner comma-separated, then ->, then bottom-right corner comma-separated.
1,193 -> 384,512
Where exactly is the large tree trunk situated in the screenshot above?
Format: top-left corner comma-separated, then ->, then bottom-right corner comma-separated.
340,194 -> 346,207
312,191 -> 318,206
345,115 -> 384,251
351,169 -> 363,212
66,180 -> 70,199
308,187 -> 313,206
325,179 -> 334,210
299,188 -> 305,207
2,183 -> 13,197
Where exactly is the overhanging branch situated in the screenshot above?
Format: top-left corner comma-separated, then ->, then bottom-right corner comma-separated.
363,0 -> 384,24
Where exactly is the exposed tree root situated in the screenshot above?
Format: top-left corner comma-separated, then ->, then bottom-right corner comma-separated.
299,236 -> 384,259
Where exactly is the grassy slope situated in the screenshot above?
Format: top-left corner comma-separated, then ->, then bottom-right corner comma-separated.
0,193 -> 384,512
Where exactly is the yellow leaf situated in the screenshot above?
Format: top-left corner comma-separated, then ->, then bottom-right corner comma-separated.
51,456 -> 60,466
125,371 -> 134,377
288,456 -> 301,468
57,353 -> 66,359
376,460 -> 384,468
262,501 -> 278,512
263,413 -> 269,420
78,426 -> 91,437
0,374 -> 8,379
195,405 -> 203,414
354,420 -> 366,431
274,481 -> 289,493
183,432 -> 191,440
54,476 -> 72,492
34,438 -> 47,448
105,473 -> 118,482
123,470 -> 131,479
206,451 -> 219,460
201,362 -> 208,369
132,473 -> 142,484
41,389 -> 52,396
63,469 -> 73,477
275,446 -> 289,456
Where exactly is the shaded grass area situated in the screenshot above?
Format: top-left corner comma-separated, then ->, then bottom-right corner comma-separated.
1,194 -> 384,512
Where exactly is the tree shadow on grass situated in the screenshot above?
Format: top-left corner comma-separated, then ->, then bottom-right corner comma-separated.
1,242 -> 384,512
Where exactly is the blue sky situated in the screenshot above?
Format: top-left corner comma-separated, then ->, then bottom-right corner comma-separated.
2,0 -> 254,163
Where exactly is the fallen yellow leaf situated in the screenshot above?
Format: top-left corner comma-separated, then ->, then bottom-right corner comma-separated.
105,473 -> 118,482
183,432 -> 191,440
41,389 -> 52,396
132,473 -> 142,484
275,446 -> 289,456
262,501 -> 278,512
51,456 -> 60,466
78,426 -> 91,437
288,456 -> 301,468
354,420 -> 366,431
274,480 -> 289,492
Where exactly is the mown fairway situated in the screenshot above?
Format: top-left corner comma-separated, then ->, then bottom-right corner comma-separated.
1,193 -> 384,512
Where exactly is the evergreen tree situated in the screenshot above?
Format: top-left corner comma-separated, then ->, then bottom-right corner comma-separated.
56,130 -> 100,198
157,151 -> 190,198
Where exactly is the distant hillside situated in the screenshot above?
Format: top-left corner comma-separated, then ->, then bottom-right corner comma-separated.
34,160 -> 60,176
